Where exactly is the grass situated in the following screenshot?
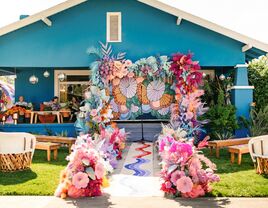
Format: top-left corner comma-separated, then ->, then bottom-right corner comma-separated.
0,147 -> 268,196
207,148 -> 268,197
0,148 -> 68,195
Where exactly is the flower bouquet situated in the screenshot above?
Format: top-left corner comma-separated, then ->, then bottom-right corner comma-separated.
158,128 -> 220,198
55,135 -> 112,199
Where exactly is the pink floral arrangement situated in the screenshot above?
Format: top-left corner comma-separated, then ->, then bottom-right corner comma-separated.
158,133 -> 219,198
169,53 -> 208,141
54,136 -> 111,198
170,53 -> 202,95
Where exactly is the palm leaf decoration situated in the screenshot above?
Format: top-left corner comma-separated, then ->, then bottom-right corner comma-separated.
99,41 -> 112,57
86,46 -> 102,58
116,52 -> 126,60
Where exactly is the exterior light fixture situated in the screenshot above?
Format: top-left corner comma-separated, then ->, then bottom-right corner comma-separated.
219,74 -> 225,81
29,75 -> 39,84
58,73 -> 66,81
43,70 -> 50,78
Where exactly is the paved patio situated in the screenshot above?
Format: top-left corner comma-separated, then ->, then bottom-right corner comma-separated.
1,196 -> 268,208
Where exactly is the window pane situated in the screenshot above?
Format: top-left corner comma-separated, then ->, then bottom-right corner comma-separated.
59,83 -> 88,103
66,75 -> 89,82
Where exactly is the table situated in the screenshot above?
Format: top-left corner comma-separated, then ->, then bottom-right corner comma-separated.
30,111 -> 70,124
35,135 -> 76,153
208,138 -> 250,158
35,142 -> 61,161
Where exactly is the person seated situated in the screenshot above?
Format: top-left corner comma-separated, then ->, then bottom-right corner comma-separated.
44,96 -> 61,111
15,96 -> 28,108
69,97 -> 80,121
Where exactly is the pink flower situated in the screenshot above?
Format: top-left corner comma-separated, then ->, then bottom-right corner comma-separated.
95,162 -> 105,179
72,172 -> 89,189
165,181 -> 172,189
185,111 -> 194,120
124,59 -> 132,67
182,185 -> 205,198
90,109 -> 98,117
176,176 -> 193,193
68,185 -> 85,198
170,170 -> 185,185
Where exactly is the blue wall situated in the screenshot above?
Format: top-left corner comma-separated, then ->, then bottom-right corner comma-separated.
15,68 -> 54,109
0,0 -> 245,68
0,123 -> 76,137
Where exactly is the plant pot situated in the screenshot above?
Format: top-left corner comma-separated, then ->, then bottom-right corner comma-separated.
38,114 -> 56,123
24,110 -> 31,118
61,111 -> 70,118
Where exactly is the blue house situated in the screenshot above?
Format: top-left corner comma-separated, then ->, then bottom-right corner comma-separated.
0,0 -> 267,137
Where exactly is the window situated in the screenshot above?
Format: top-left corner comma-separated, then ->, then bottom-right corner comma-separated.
54,70 -> 90,103
107,12 -> 122,42
202,69 -> 215,79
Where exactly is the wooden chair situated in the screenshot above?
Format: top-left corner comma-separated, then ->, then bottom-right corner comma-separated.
248,135 -> 268,174
0,132 -> 36,172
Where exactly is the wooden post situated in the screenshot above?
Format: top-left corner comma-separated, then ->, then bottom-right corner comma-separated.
53,149 -> 58,160
237,153 -> 242,165
231,152 -> 235,163
216,147 -> 220,158
47,149 -> 51,161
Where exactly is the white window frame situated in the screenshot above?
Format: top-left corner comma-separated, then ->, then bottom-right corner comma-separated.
54,70 -> 91,101
106,12 -> 122,43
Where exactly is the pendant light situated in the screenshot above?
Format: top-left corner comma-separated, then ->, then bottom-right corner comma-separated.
29,75 -> 38,84
58,72 -> 66,81
43,70 -> 50,78
219,74 -> 225,81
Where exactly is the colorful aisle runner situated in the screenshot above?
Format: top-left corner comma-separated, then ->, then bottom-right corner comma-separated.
104,142 -> 163,197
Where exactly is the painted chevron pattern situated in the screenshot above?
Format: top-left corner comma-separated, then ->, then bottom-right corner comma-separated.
134,143 -> 152,158
124,143 -> 152,176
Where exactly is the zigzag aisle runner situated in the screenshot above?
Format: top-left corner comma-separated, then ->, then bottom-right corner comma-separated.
103,142 -> 163,196
122,143 -> 153,176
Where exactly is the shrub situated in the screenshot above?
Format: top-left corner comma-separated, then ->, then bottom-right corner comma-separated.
248,55 -> 268,110
201,89 -> 238,140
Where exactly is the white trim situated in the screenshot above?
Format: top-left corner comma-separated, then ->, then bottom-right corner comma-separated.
106,12 -> 122,43
0,0 -> 87,36
242,44 -> 252,52
231,86 -> 254,90
138,0 -> 268,52
42,17 -> 52,27
235,64 -> 248,68
54,70 -> 90,97
176,16 -> 182,25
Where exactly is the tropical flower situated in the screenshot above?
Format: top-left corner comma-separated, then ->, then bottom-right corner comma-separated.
176,176 -> 193,193
72,172 -> 89,189
95,162 -> 105,179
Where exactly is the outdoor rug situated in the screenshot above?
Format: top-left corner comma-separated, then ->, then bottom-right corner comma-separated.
104,142 -> 163,197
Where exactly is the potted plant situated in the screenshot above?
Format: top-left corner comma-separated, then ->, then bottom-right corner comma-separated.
60,102 -> 71,118
24,102 -> 33,118
39,104 -> 56,123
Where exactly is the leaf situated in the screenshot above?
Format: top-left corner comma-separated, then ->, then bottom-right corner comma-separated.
167,164 -> 178,174
117,52 -> 126,60
99,41 -> 112,57
86,167 -> 96,180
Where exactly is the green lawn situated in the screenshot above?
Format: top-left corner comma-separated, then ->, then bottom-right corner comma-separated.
0,147 -> 268,196
0,148 -> 68,195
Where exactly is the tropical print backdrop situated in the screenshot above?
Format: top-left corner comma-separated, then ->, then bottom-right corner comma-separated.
88,42 -> 175,120
0,77 -> 15,111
